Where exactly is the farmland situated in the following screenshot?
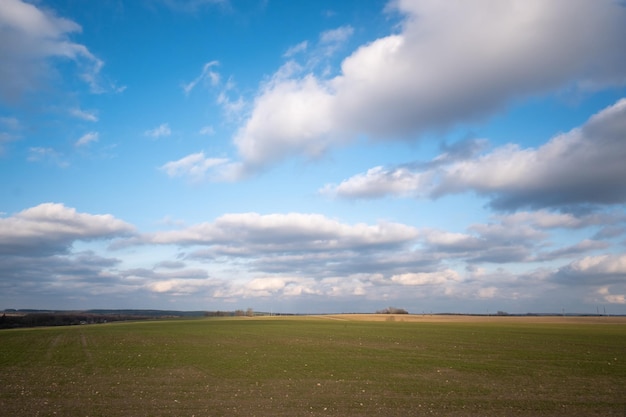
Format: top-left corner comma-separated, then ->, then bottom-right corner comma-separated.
1,315 -> 625,416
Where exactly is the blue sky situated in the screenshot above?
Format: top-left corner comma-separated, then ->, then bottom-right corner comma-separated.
2,0 -> 626,314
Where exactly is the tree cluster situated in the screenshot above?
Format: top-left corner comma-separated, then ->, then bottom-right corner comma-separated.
0,312 -> 151,329
376,307 -> 409,314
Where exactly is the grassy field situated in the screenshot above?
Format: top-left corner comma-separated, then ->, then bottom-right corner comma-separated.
1,315 -> 625,416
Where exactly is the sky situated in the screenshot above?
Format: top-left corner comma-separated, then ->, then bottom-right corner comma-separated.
1,0 -> 626,314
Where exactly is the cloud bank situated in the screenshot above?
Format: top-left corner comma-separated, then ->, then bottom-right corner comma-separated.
1,202 -> 624,311
0,203 -> 134,256
324,98 -> 626,212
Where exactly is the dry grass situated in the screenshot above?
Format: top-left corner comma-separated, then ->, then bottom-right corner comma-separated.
319,313 -> 626,324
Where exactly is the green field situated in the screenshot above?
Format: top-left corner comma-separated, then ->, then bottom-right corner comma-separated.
1,316 -> 625,416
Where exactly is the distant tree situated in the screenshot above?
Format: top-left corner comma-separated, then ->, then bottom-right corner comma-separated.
246,308 -> 254,317
376,307 -> 409,314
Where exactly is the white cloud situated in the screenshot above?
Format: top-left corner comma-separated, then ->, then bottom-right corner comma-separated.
233,74 -> 337,173
318,25 -> 354,57
70,108 -> 98,122
432,98 -> 626,210
319,26 -> 354,45
321,166 -> 431,199
144,123 -> 171,138
182,61 -> 220,95
477,286 -> 498,299
247,277 -> 293,292
0,116 -> 20,130
391,269 -> 460,286
183,63 -> 246,121
142,212 -> 419,256
199,125 -> 215,135
419,218 -> 544,264
146,278 -> 214,295
284,41 -> 308,58
0,117 -> 20,153
160,152 -> 230,181
498,211 -> 610,230
27,146 -> 68,167
423,230 -> 481,251
156,0 -> 228,13
0,203 -> 135,256
554,253 -> 626,286
326,98 -> 626,211
597,287 -> 626,304
75,131 -> 99,147
226,0 -> 626,174
0,0 -> 105,101
567,254 -> 626,276
537,239 -> 610,262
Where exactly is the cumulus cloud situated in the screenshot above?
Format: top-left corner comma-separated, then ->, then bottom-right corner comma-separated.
433,98 -> 626,210
321,166 -> 432,199
143,212 -> 419,253
0,0 -> 105,101
326,98 -> 626,211
0,252 -> 123,300
126,214 -> 438,292
233,74 -> 337,173
553,253 -> 626,286
225,0 -> 626,174
391,269 -> 460,286
543,253 -> 626,306
417,210 -> 622,266
0,203 -> 135,256
597,287 -> 626,304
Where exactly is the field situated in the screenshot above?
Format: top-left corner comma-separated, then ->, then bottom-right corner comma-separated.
1,315 -> 625,416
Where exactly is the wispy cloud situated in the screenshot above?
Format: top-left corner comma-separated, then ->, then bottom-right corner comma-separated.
284,41 -> 308,58
0,116 -> 21,153
27,147 -> 68,167
70,108 -> 98,122
144,123 -> 171,138
0,116 -> 20,130
198,125 -> 215,135
182,61 -> 220,95
156,0 -> 229,13
160,152 -> 230,181
75,131 -> 99,147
